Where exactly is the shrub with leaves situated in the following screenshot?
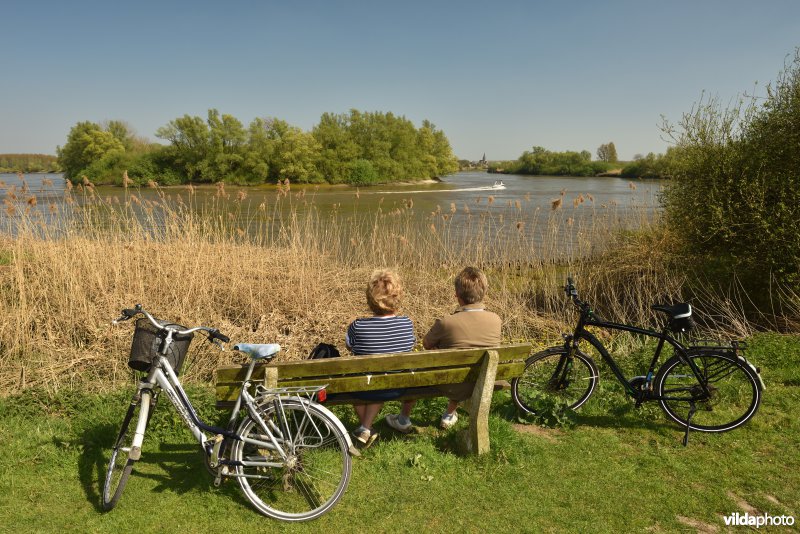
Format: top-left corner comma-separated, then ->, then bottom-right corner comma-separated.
661,49 -> 800,294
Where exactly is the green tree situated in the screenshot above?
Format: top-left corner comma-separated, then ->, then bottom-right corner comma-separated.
103,120 -> 135,151
156,114 -> 212,181
207,109 -> 247,180
57,121 -> 125,180
264,119 -> 322,183
596,142 -> 618,163
505,146 -> 610,176
0,154 -> 60,173
312,112 -> 361,183
349,159 -> 378,185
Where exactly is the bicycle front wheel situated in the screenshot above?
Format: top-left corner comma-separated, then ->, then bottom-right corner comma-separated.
233,400 -> 352,521
102,391 -> 151,510
655,350 -> 761,432
511,346 -> 599,416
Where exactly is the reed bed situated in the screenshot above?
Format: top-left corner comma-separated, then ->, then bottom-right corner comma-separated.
0,179 -> 769,393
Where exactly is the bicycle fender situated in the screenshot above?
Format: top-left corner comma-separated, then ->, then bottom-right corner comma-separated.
738,357 -> 766,391
282,396 -> 359,455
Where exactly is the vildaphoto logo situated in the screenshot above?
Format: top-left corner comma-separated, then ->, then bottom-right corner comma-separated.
723,512 -> 795,528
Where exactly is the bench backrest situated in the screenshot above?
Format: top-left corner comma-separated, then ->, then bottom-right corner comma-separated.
215,343 -> 531,406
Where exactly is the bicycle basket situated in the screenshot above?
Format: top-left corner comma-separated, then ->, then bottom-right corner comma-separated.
128,318 -> 194,374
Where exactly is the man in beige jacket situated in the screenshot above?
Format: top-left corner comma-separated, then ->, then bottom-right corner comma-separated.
385,266 -> 502,432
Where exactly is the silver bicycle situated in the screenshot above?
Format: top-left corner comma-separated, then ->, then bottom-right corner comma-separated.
102,305 -> 355,521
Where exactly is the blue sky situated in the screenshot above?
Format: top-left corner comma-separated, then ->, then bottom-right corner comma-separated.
2,0 -> 798,160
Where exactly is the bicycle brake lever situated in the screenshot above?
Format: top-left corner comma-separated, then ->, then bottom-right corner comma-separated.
211,338 -> 226,352
111,315 -> 130,325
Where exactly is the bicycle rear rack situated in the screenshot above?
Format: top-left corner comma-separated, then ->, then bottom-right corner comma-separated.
689,339 -> 748,353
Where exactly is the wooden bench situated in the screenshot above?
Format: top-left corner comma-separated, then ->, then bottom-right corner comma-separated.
215,343 -> 532,455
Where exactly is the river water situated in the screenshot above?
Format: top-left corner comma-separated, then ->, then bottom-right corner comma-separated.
0,171 -> 663,259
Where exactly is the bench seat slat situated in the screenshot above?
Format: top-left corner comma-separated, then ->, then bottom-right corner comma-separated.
215,361 -> 524,404
215,344 -> 531,383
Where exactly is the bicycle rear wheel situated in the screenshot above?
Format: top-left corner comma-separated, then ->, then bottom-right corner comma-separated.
655,350 -> 761,432
233,400 -> 351,521
511,346 -> 599,416
102,391 -> 152,510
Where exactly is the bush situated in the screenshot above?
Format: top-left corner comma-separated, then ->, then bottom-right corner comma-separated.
662,49 -> 800,293
349,159 -> 379,185
620,152 -> 672,179
127,150 -> 186,185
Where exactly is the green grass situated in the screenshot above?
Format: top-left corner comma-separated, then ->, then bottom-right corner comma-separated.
1,333 -> 798,533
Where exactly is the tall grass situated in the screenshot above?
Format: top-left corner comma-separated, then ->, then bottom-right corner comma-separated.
0,179 -> 780,393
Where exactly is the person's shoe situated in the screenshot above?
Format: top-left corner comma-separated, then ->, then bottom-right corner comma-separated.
440,412 -> 458,429
353,427 -> 379,448
385,413 -> 412,434
353,426 -> 370,444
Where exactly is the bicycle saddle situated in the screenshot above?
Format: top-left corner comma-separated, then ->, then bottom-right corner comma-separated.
651,303 -> 692,319
233,343 -> 281,360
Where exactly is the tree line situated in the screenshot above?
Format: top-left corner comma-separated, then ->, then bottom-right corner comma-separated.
488,142 -> 675,179
0,154 -> 61,173
57,110 -> 459,186
488,146 -> 613,177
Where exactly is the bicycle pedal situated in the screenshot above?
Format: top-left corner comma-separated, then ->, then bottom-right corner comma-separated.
213,465 -> 229,487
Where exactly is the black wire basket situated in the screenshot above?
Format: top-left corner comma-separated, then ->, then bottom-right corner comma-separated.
128,318 -> 194,374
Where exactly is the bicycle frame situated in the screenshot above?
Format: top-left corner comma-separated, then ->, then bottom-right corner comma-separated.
567,307 -> 713,402
105,306 -> 356,520
132,349 -> 291,468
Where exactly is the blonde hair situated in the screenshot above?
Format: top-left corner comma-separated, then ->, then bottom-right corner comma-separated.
454,266 -> 488,304
366,269 -> 403,315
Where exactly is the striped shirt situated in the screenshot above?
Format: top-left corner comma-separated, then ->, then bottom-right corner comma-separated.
346,315 -> 415,355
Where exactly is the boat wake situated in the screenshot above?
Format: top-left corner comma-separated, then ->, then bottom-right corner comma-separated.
365,184 -> 506,195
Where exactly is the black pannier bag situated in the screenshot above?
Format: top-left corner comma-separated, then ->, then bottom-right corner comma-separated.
309,343 -> 340,359
128,318 -> 194,374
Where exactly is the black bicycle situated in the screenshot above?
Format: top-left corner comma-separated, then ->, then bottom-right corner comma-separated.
511,278 -> 764,444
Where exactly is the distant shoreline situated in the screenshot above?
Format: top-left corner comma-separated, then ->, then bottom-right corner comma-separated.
0,171 -> 443,189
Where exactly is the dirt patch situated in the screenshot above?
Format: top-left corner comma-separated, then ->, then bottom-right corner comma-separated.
512,423 -> 562,442
676,515 -> 719,533
727,491 -> 760,515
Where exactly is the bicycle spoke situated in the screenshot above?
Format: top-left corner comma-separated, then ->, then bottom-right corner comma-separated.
657,351 -> 760,432
512,348 -> 598,415
234,402 -> 351,521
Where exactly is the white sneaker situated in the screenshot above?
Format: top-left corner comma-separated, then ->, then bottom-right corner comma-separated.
440,412 -> 458,429
385,413 -> 412,434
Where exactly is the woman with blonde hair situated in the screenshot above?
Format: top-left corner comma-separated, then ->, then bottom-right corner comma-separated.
345,269 -> 415,446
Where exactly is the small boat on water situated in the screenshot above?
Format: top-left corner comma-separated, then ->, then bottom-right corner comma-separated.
471,181 -> 506,191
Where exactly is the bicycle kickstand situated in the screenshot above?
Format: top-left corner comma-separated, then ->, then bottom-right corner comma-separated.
682,401 -> 697,447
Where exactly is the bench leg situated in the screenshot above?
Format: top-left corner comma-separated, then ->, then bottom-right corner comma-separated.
264,367 -> 278,389
463,350 -> 499,455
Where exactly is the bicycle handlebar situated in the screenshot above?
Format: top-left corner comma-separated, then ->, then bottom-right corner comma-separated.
565,276 -> 578,300
564,277 -> 596,319
113,305 -> 229,349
